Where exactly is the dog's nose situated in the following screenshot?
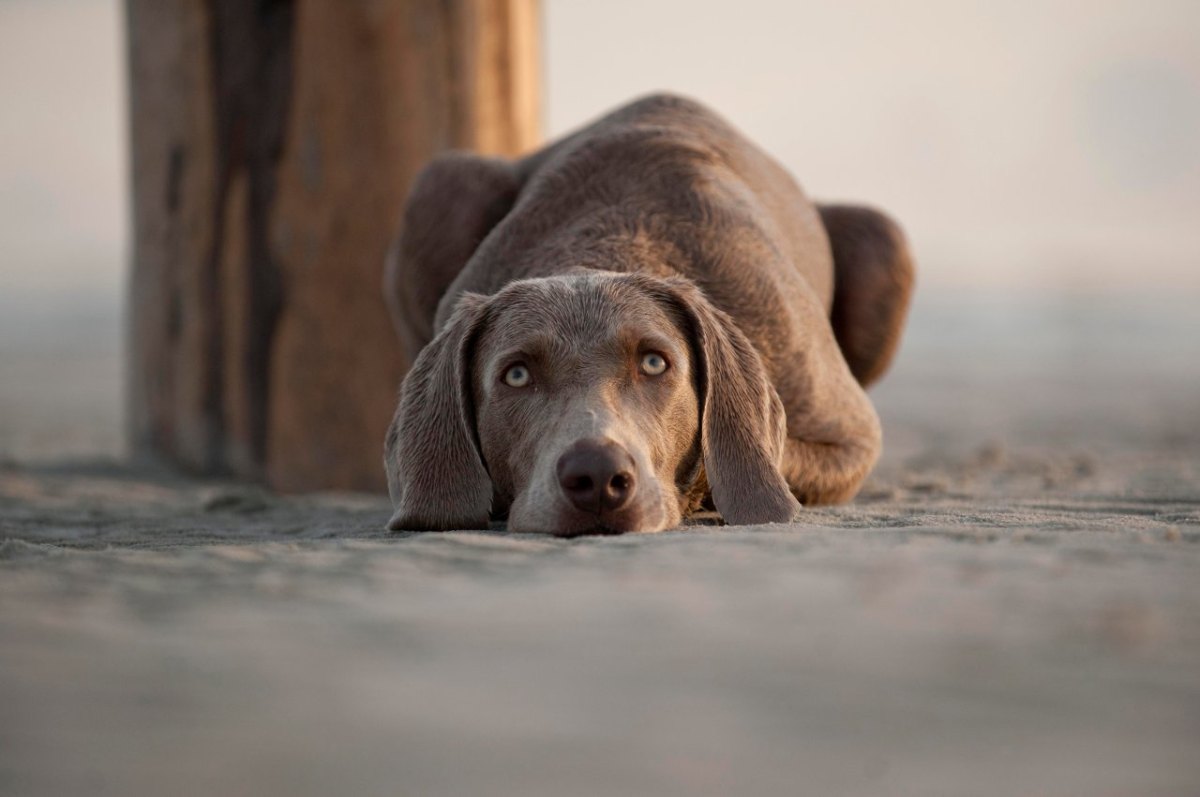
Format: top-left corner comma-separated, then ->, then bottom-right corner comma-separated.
556,439 -> 636,513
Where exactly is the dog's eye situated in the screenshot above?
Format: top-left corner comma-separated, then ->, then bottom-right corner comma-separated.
502,363 -> 532,388
640,352 -> 669,376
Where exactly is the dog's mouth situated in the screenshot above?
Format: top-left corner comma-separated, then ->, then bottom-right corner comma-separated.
553,522 -> 625,538
503,503 -> 664,536
549,502 -> 666,537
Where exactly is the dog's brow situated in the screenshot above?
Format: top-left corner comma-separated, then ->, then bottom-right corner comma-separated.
616,321 -> 686,359
634,333 -> 682,355
492,334 -> 559,364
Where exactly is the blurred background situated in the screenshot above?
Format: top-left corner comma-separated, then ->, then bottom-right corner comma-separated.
1,0 -> 1198,465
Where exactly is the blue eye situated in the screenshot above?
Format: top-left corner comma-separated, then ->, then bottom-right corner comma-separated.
503,364 -> 531,387
640,352 -> 668,376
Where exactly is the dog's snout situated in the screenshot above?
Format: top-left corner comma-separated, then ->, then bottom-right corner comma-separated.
556,439 -> 636,513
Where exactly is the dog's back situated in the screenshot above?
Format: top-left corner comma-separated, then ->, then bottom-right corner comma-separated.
510,93 -> 834,299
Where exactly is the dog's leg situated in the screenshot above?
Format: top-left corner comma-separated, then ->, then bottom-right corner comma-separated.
779,430 -> 880,506
776,333 -> 884,505
819,204 -> 915,388
759,286 -> 885,506
384,153 -> 520,365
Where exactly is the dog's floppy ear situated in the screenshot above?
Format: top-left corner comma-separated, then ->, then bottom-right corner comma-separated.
649,277 -> 802,525
384,293 -> 492,531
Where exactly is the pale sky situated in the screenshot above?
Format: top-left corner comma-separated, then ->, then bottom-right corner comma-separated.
0,0 -> 125,299
2,0 -> 1198,299
546,0 -> 1200,293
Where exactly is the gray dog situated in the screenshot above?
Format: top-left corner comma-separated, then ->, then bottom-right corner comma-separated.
383,94 -> 914,535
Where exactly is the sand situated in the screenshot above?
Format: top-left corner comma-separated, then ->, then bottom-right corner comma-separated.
1,290 -> 1198,796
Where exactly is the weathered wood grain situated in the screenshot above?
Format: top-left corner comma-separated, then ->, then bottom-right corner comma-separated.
127,0 -> 540,491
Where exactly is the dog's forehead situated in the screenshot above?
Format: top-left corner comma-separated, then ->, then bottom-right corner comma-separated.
484,274 -> 681,345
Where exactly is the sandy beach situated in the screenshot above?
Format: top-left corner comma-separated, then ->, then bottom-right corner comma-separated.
1,289 -> 1198,796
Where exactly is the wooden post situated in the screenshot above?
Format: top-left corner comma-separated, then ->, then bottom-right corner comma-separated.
127,0 -> 540,492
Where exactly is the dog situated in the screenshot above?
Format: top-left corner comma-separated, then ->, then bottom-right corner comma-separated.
383,94 -> 914,535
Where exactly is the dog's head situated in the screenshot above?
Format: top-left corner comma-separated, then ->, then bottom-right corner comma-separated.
384,271 -> 800,534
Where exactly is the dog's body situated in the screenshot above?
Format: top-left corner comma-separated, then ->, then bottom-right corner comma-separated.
384,94 -> 913,534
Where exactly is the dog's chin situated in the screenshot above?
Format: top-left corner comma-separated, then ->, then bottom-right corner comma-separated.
551,509 -> 658,537
507,501 -> 674,537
